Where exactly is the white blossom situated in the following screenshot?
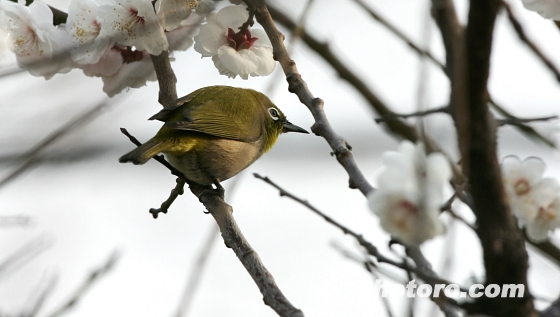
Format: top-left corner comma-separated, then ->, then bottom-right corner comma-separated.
66,0 -> 113,64
525,196 -> 560,242
501,156 -> 560,241
155,0 -> 197,32
166,12 -> 204,51
3,0 -> 73,79
80,46 -> 123,77
501,156 -> 555,223
521,0 -> 560,20
367,141 -> 451,246
98,0 -> 168,55
101,50 -> 156,97
194,5 -> 275,79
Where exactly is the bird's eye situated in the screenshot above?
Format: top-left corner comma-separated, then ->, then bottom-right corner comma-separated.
268,107 -> 280,120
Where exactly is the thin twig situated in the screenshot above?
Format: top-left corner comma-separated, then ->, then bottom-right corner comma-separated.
46,251 -> 120,317
0,235 -> 53,281
352,0 -> 446,73
253,173 -> 459,294
330,242 -> 395,317
405,247 -> 459,317
0,97 -> 120,190
496,115 -> 558,126
246,0 -> 376,195
490,97 -> 556,147
375,106 -> 450,123
502,1 -> 560,83
21,272 -> 57,317
149,178 -> 186,219
174,225 -> 219,317
0,215 -> 31,227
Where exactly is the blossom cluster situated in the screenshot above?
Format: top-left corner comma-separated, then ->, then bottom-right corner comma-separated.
0,0 -> 275,96
501,156 -> 560,242
367,141 -> 451,246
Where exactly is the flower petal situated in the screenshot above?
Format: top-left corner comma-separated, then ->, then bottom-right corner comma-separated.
249,46 -> 275,76
216,45 -> 258,78
215,5 -> 248,30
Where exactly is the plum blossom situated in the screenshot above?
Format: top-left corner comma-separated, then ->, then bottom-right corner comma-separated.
525,197 -> 560,242
521,0 -> 560,20
165,12 -> 204,51
66,0 -> 113,64
155,0 -> 198,32
2,0 -> 73,79
101,50 -> 156,97
367,141 -> 451,246
98,0 -> 168,55
194,5 -> 275,79
501,156 -> 560,241
79,46 -> 123,77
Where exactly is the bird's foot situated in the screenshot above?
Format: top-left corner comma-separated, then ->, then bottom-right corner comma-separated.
198,180 -> 225,202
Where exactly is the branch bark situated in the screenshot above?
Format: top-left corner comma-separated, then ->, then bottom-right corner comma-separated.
453,1 -> 536,316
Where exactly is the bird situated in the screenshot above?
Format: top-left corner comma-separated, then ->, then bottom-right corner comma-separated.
119,85 -> 309,188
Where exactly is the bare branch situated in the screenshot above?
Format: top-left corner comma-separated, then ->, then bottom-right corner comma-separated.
0,97 -> 120,190
430,0 -> 463,77
352,0 -> 446,73
149,178 -> 186,219
453,0 -> 535,315
254,0 -> 407,194
0,215 -> 31,227
253,173 -> 460,294
151,52 -> 178,107
496,115 -> 558,126
46,251 -> 120,317
405,247 -> 459,317
174,225 -> 220,317
502,1 -> 560,83
0,235 -> 53,281
375,106 -> 450,123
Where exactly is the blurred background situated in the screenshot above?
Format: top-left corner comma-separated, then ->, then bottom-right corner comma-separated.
1,0 -> 560,316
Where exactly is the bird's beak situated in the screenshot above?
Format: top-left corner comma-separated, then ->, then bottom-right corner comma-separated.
282,121 -> 309,134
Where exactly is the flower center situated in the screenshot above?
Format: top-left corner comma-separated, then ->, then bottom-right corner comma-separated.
514,179 -> 530,195
399,199 -> 418,215
227,28 -> 258,51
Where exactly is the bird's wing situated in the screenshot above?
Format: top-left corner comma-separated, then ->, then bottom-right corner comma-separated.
163,100 -> 261,142
148,94 -> 194,122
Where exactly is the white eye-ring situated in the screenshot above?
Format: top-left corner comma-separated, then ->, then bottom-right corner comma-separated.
268,107 -> 280,120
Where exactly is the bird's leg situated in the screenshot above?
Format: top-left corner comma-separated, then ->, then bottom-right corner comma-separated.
212,179 -> 225,198
198,179 -> 225,204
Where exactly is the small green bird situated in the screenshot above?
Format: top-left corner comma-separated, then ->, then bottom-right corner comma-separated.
119,86 -> 308,187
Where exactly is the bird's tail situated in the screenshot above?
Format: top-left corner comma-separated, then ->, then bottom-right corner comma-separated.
119,140 -> 166,165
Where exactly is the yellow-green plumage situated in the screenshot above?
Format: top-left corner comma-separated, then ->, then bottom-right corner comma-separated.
119,86 -> 308,185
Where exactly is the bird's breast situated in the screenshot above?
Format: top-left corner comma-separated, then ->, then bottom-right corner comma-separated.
164,137 -> 263,185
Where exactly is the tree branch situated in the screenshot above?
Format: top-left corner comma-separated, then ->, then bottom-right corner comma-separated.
454,0 -> 535,315
265,2 -> 417,145
47,251 -> 120,317
502,1 -> 560,83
